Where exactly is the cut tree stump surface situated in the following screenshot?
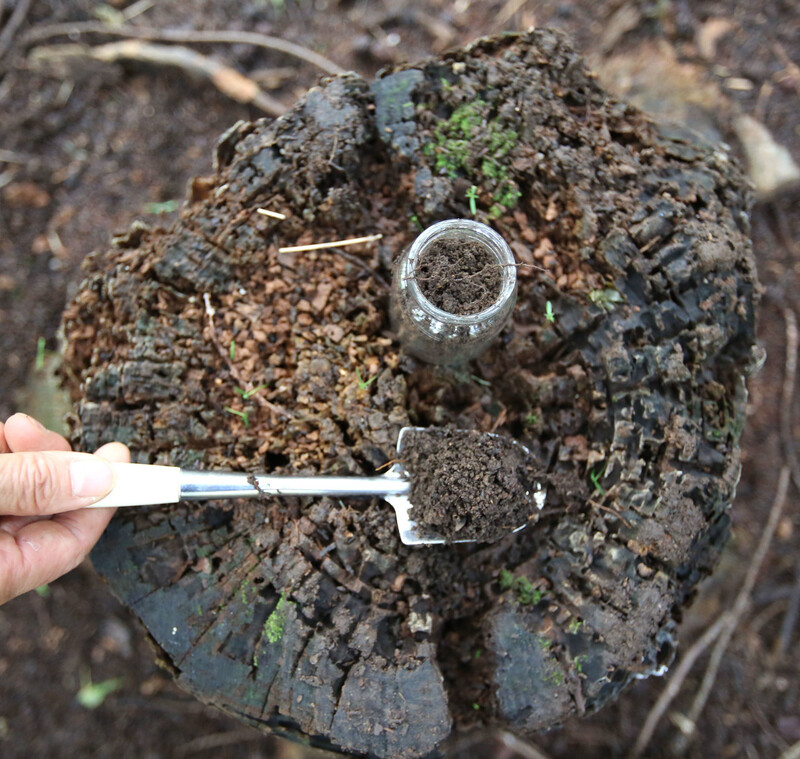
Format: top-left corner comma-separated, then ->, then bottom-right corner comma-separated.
61,30 -> 759,759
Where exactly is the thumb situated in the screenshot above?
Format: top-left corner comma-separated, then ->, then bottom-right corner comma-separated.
0,451 -> 117,516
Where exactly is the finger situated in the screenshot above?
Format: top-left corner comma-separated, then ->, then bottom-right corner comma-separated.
3,413 -> 71,453
0,505 -> 115,605
0,422 -> 9,454
0,450 -> 117,516
94,441 -> 131,464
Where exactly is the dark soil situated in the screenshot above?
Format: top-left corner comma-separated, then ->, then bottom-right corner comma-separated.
416,239 -> 502,315
2,3 -> 799,759
404,427 -> 541,542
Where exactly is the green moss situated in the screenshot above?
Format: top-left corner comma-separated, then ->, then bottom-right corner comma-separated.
498,570 -> 543,605
544,668 -> 565,687
423,98 -> 521,215
264,593 -> 289,644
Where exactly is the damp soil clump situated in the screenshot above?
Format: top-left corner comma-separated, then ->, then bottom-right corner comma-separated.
415,238 -> 502,314
404,427 -> 542,541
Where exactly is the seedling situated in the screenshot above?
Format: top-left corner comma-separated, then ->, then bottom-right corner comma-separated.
410,214 -> 424,231
35,336 -> 46,371
545,300 -> 555,324
77,670 -> 124,710
229,340 -> 236,361
142,199 -> 179,215
235,384 -> 268,400
224,406 -> 250,428
465,185 -> 479,216
35,584 -> 50,598
589,464 -> 606,496
356,367 -> 377,390
524,411 -> 539,428
567,617 -> 582,635
589,288 -> 624,311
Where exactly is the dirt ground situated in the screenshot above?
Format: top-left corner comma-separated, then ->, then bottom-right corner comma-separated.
0,1 -> 798,758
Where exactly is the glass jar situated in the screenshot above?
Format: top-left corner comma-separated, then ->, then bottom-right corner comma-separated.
390,219 -> 517,365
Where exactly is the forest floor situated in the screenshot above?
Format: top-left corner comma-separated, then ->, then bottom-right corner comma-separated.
0,1 -> 798,758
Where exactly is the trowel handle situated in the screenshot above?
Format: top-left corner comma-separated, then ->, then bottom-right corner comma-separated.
87,463 -> 410,508
87,463 -> 182,508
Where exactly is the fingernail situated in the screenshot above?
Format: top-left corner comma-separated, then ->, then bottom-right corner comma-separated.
21,413 -> 46,430
70,458 -> 115,498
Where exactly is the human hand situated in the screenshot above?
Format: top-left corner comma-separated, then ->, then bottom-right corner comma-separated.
0,413 -> 130,605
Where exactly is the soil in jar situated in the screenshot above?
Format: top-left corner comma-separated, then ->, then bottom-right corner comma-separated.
415,238 -> 502,314
404,427 -> 542,542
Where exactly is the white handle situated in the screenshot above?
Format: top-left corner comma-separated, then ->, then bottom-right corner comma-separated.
87,463 -> 182,508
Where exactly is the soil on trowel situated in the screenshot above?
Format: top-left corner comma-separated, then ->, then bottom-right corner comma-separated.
405,427 -> 541,541
60,28 -> 758,759
416,239 -> 502,315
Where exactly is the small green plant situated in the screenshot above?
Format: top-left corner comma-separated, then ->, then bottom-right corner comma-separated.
76,671 -> 124,710
499,570 -> 542,605
35,584 -> 50,598
235,384 -> 268,400
523,411 -> 539,428
473,648 -> 482,659
472,702 -> 481,710
573,654 -> 588,674
410,214 -> 424,231
35,336 -> 46,371
224,406 -> 250,428
264,593 -> 289,644
567,617 -> 582,635
142,199 -> 179,215
537,635 -> 553,651
588,288 -> 624,311
465,185 -> 479,216
229,340 -> 236,361
355,367 -> 377,390
589,464 -> 606,497
544,668 -> 565,687
545,301 -> 555,324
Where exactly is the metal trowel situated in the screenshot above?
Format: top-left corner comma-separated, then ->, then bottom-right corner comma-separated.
88,427 -> 545,545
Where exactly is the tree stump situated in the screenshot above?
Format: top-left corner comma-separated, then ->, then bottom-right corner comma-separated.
61,30 -> 759,759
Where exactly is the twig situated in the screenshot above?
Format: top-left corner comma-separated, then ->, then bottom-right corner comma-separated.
256,207 -> 286,220
0,0 -> 33,60
121,0 -> 155,21
496,0 -> 530,26
587,498 -> 631,528
278,233 -> 382,253
671,465 -> 791,755
30,41 -> 286,117
174,728 -> 262,757
202,293 -> 287,418
630,614 -> 730,758
20,22 -> 344,75
780,739 -> 800,759
780,307 -> 800,491
775,556 -> 800,658
633,301 -> 799,757
632,465 -> 791,758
